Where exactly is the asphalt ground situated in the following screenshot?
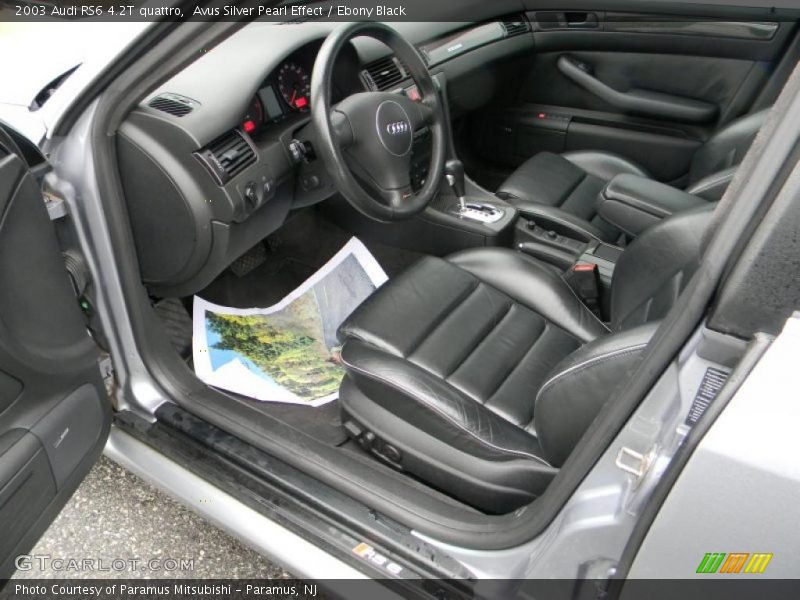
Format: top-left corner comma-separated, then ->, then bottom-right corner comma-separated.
12,456 -> 292,579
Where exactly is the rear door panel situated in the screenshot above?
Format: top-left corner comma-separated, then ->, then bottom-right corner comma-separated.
466,3 -> 799,186
0,125 -> 109,578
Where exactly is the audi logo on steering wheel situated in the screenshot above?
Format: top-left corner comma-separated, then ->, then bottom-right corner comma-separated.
386,121 -> 409,135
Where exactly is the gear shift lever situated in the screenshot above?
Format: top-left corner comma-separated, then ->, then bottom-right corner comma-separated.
443,158 -> 505,224
445,159 -> 467,213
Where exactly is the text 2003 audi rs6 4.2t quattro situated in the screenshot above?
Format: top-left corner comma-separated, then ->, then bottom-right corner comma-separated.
1,1 -> 800,597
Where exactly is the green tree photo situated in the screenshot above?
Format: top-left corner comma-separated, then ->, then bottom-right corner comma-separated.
206,293 -> 343,400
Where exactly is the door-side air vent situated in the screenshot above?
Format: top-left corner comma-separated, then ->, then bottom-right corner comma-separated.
501,19 -> 530,37
361,55 -> 408,91
148,93 -> 197,117
194,130 -> 257,186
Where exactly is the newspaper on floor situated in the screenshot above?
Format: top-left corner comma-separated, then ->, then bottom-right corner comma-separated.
193,238 -> 388,407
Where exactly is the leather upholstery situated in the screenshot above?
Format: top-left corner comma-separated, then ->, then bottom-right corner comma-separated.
687,110 -> 768,187
535,323 -> 658,465
597,173 -> 709,237
447,249 -> 609,343
339,375 -> 559,511
338,207 -> 713,512
611,206 -> 713,330
496,150 -> 645,242
339,253 -> 591,429
497,109 -> 769,240
685,166 -> 738,201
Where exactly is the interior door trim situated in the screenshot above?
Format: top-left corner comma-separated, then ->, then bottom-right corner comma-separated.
603,14 -> 778,40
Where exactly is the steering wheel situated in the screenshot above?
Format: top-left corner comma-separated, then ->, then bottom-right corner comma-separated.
311,22 -> 447,221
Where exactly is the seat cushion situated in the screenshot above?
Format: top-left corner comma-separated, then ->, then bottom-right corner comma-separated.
497,151 -> 648,242
337,250 -> 609,512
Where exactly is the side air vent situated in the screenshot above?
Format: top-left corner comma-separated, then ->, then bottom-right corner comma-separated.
361,55 -> 408,91
194,130 -> 256,186
148,93 -> 197,117
501,19 -> 530,37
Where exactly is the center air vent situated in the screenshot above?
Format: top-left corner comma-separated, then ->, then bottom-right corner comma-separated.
361,55 -> 408,91
148,93 -> 197,117
194,130 -> 257,186
501,19 -> 530,37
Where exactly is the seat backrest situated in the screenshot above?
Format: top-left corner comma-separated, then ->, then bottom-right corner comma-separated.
609,205 -> 715,331
535,204 -> 717,466
688,109 -> 770,185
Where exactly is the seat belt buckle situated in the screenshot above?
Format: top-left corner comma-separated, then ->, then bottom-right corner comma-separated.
567,262 -> 601,312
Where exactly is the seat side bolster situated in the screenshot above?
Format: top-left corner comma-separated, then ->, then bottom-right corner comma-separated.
447,248 -> 609,343
685,166 -> 737,201
562,150 -> 649,181
534,323 -> 659,466
340,338 -> 548,464
688,108 -> 770,183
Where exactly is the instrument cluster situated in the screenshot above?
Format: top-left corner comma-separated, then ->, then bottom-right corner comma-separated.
241,42 -> 363,135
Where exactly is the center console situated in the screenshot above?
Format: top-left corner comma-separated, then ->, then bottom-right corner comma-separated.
514,211 -> 623,318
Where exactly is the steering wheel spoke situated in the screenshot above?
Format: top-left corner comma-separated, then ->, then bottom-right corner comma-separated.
411,100 -> 435,130
330,109 -> 354,149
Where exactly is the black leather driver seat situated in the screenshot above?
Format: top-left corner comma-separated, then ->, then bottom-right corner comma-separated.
496,109 -> 767,242
337,206 -> 713,513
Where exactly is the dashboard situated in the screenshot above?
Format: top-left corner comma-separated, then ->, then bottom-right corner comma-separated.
116,16 -> 533,298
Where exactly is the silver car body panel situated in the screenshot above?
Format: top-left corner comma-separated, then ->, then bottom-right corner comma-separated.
48,100 -> 170,419
627,313 -> 800,579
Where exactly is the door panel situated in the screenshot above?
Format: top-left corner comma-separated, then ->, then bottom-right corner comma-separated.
464,4 -> 799,188
0,124 -> 109,579
526,52 -> 751,122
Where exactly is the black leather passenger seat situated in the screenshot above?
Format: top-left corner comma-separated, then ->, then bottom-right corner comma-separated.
496,109 -> 769,242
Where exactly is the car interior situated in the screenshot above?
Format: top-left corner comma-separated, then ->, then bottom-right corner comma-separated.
104,4 -> 800,534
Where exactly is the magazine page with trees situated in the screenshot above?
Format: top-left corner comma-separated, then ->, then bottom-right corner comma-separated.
192,239 -> 387,406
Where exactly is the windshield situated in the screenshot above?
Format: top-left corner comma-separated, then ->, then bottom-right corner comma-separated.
0,22 -> 149,106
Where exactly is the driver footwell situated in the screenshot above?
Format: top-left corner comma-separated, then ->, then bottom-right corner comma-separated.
154,207 -> 422,449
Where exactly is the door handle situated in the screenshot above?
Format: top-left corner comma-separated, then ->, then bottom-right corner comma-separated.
533,11 -> 601,30
565,12 -> 599,28
557,55 -> 718,123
